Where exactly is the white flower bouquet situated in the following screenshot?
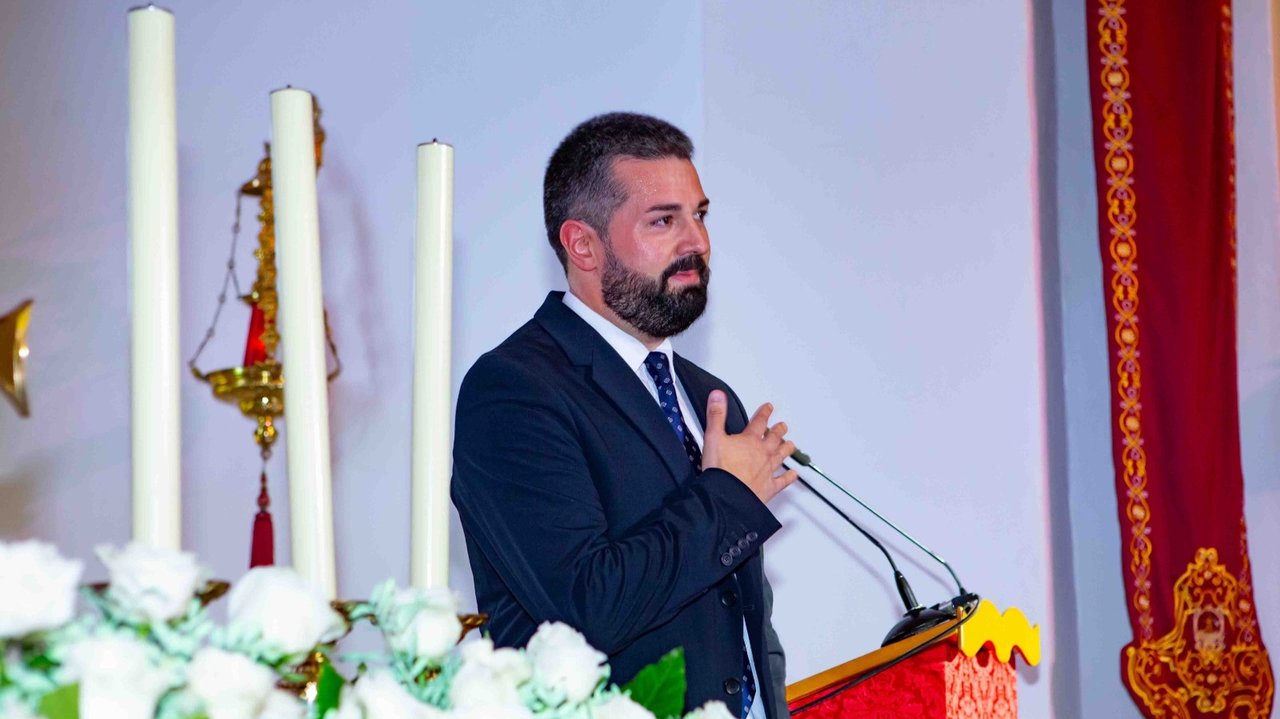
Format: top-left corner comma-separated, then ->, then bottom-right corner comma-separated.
0,540 -> 732,719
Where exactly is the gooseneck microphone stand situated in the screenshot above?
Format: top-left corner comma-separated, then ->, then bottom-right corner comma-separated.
787,449 -> 979,645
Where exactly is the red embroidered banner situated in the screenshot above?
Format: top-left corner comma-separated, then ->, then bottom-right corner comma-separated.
1086,2 -> 1274,715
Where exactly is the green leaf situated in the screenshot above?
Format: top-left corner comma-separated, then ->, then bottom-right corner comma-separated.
622,647 -> 686,719
313,660 -> 345,717
38,683 -> 79,719
26,654 -> 57,672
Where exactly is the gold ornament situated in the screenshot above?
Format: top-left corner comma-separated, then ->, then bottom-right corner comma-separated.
1126,547 -> 1274,717
0,299 -> 33,418
277,602 -> 488,702
189,97 -> 339,458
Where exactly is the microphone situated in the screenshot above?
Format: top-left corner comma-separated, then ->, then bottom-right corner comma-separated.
787,448 -> 978,646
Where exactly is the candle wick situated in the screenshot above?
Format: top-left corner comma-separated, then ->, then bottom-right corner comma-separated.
432,138 -> 439,144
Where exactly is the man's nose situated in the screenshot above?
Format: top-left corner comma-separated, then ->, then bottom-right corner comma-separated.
679,216 -> 710,256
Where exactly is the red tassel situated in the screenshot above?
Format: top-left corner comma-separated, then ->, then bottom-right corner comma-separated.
249,470 -> 274,567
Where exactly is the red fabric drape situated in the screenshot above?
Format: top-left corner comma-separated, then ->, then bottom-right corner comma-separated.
1086,2 -> 1273,715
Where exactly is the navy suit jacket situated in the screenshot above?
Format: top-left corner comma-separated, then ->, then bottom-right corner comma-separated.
452,292 -> 787,717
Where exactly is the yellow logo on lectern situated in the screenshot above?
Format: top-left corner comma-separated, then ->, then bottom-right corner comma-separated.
958,600 -> 1041,666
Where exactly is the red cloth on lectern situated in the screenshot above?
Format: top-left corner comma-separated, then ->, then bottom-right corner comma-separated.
1086,2 -> 1273,715
788,642 -> 1015,719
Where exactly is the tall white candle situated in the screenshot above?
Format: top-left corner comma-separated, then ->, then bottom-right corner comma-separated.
270,87 -> 336,597
128,5 -> 181,550
411,141 -> 454,589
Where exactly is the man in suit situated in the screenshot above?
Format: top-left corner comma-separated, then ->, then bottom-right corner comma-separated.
452,112 -> 796,718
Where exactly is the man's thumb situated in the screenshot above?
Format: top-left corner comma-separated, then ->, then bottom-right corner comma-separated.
705,390 -> 727,436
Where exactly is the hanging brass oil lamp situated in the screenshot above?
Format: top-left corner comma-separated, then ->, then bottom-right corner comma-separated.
189,97 -> 340,566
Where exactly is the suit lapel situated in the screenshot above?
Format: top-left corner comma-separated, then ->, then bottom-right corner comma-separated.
587,351 -> 692,485
535,293 -> 690,486
674,353 -> 746,435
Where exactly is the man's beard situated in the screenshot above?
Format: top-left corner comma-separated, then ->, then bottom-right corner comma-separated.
601,246 -> 710,339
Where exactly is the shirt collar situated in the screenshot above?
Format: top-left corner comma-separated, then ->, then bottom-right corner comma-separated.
562,291 -> 675,373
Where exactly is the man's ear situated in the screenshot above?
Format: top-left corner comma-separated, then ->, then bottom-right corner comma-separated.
560,219 -> 601,273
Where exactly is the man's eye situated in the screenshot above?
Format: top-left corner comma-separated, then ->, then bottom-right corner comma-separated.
652,215 -> 673,227
695,210 -> 708,222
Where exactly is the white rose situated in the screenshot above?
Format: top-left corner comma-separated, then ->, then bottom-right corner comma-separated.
63,633 -> 176,719
385,587 -> 462,663
451,706 -> 534,719
96,543 -> 204,623
683,701 -> 737,719
346,670 -> 445,718
0,540 -> 83,638
186,647 -> 277,719
591,694 -> 656,719
257,690 -> 307,719
526,622 -> 607,705
459,637 -> 533,685
0,696 -> 40,719
450,638 -> 532,710
227,567 -> 344,656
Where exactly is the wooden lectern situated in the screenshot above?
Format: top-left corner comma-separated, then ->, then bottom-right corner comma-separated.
785,601 -> 1041,718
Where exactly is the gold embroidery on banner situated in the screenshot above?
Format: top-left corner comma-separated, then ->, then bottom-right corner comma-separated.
1125,549 -> 1274,717
1097,0 -> 1153,641
1237,518 -> 1259,646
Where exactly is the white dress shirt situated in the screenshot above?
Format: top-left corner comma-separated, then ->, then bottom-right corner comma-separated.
563,291 -> 766,719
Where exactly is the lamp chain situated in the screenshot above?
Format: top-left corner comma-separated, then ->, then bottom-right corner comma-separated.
187,193 -> 246,378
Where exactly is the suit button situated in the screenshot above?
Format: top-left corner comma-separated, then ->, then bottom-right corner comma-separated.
720,552 -> 733,566
729,546 -> 742,558
720,589 -> 738,608
737,537 -> 750,550
746,531 -> 759,542
724,678 -> 742,695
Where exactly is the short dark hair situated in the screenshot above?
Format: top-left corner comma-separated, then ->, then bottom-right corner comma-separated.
543,112 -> 694,270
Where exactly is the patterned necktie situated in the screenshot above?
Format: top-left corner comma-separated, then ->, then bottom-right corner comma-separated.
641,352 -> 756,718
642,352 -> 702,470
